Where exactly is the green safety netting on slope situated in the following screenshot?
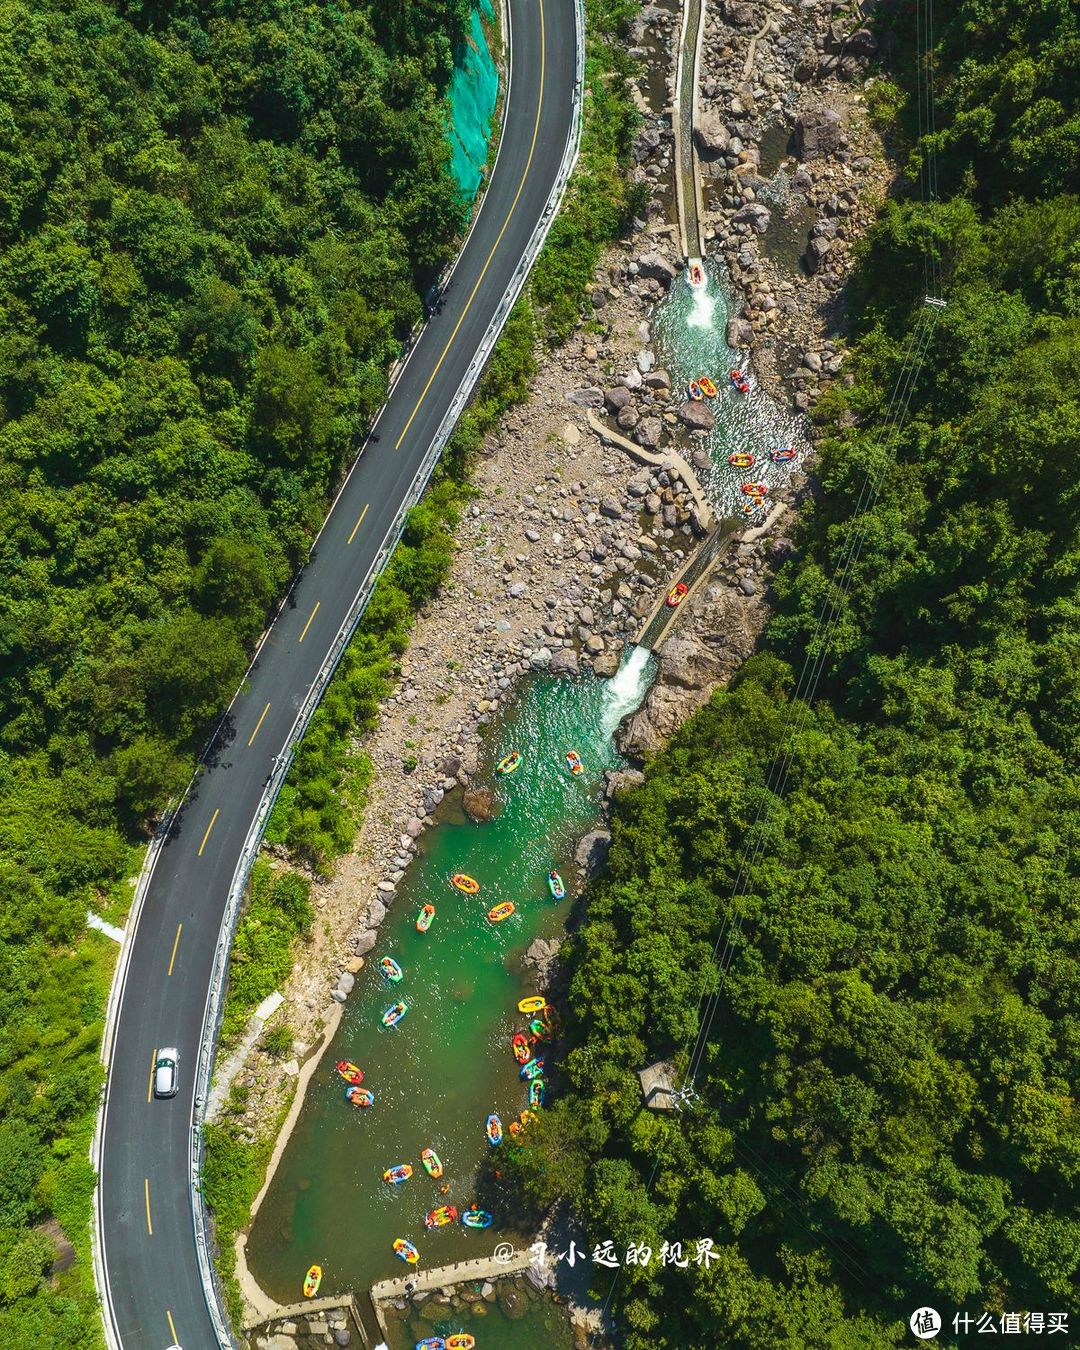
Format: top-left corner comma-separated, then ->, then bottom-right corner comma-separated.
447,0 -> 498,202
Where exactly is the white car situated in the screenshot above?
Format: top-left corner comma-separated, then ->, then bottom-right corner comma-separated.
154,1048 -> 179,1099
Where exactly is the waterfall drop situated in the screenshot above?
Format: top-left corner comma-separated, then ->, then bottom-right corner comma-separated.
600,645 -> 653,738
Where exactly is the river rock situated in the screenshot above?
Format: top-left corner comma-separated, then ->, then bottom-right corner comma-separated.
406,816 -> 424,838
738,576 -> 758,596
793,107 -> 843,159
366,897 -> 387,927
677,400 -> 716,432
803,236 -> 832,274
592,649 -> 621,678
722,0 -> 755,24
634,417 -> 663,449
530,646 -> 553,669
330,989 -> 347,1004
336,971 -> 355,995
604,767 -> 646,798
604,386 -> 631,413
523,937 -> 561,984
575,829 -> 612,879
263,1337 -> 297,1350
731,202 -> 771,234
354,930 -> 378,956
768,536 -> 795,562
463,787 -> 501,822
635,252 -> 677,285
565,386 -> 605,408
549,646 -> 580,675
694,111 -> 730,159
616,406 -> 639,432
334,1330 -> 352,1347
645,368 -> 671,390
599,496 -> 623,519
498,1284 -> 528,1320
726,316 -> 754,348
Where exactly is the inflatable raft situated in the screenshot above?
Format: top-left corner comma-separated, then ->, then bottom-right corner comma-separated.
512,1033 -> 532,1063
741,481 -> 768,498
547,870 -> 566,899
699,375 -> 718,398
529,1079 -> 546,1107
688,380 -> 703,401
461,1208 -> 494,1229
521,1056 -> 545,1080
394,1238 -> 420,1265
451,874 -> 479,894
728,451 -> 755,468
447,1336 -> 476,1349
303,1265 -> 321,1298
415,1339 -> 445,1350
379,955 -> 403,982
382,1001 -> 408,1028
487,901 -> 515,923
518,996 -> 547,1014
416,904 -> 435,933
688,261 -> 705,287
335,1061 -> 363,1085
421,1147 -> 443,1178
771,446 -> 797,462
425,1204 -> 458,1229
346,1086 -> 374,1108
486,1113 -> 503,1146
730,369 -> 750,394
496,751 -> 521,775
383,1164 -> 413,1185
566,749 -> 584,775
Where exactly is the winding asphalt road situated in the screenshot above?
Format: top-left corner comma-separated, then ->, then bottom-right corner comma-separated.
95,2 -> 578,1345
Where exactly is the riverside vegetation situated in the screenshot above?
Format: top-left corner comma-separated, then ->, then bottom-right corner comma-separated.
506,5 -> 1080,1347
0,0 -> 509,1343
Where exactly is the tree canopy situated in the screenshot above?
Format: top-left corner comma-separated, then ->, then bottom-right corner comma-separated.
506,7 -> 1080,1346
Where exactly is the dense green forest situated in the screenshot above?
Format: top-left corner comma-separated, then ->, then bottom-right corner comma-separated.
0,0 -> 474,1342
507,4 -> 1080,1346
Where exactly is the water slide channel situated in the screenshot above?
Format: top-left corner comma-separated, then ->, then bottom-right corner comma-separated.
244,261 -> 802,1346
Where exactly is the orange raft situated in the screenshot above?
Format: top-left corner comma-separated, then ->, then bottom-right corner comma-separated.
487,902 -> 516,923
451,873 -> 480,894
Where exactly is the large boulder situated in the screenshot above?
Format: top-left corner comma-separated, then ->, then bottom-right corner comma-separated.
731,202 -> 771,234
726,316 -> 754,349
522,937 -> 561,985
354,929 -> 378,956
803,236 -> 833,274
604,386 -> 631,413
722,0 -> 756,25
565,386 -> 605,408
604,767 -> 646,798
634,417 -> 663,449
549,646 -> 580,676
677,399 -> 716,432
575,829 -> 612,879
462,787 -> 501,822
635,252 -> 677,285
693,111 -> 730,160
792,107 -> 843,159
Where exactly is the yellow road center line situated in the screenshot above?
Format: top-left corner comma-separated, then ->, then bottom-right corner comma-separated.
166,1311 -> 178,1344
299,601 -> 320,643
247,701 -> 271,746
147,1047 -> 157,1104
394,0 -> 547,452
144,1178 -> 153,1236
167,923 -> 182,978
347,502 -> 370,545
197,808 -> 219,857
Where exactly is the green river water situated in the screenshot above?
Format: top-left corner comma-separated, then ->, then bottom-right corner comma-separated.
245,261 -> 800,1344
246,656 -> 654,1308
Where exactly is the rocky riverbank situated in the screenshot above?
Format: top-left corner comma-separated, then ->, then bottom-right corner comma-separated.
689,0 -> 894,397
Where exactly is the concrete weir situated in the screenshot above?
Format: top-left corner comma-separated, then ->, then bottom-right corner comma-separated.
673,0 -> 708,259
